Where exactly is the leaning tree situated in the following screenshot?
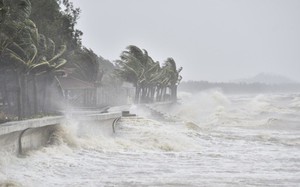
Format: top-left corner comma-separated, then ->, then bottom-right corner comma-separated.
163,58 -> 182,102
0,0 -> 68,119
116,45 -> 146,103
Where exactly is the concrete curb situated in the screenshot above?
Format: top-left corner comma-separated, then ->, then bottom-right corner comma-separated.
0,112 -> 122,155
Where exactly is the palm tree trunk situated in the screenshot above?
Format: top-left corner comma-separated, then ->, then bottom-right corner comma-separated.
16,72 -> 23,120
156,87 -> 161,102
33,75 -> 38,114
141,86 -> 147,103
148,87 -> 154,103
2,70 -> 10,108
162,87 -> 167,101
171,84 -> 177,102
151,87 -> 155,102
24,75 -> 31,117
174,85 -> 178,102
42,75 -> 48,114
135,85 -> 140,104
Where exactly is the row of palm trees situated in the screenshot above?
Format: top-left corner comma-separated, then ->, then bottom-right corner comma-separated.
116,45 -> 182,103
0,0 -> 67,119
0,1 -> 183,122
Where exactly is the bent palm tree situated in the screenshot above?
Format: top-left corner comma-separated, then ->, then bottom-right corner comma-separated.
162,58 -> 182,102
0,0 -> 68,118
116,45 -> 146,103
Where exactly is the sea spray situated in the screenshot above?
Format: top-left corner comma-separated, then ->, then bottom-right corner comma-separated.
49,119 -> 80,148
114,117 -> 202,152
148,91 -> 232,128
0,92 -> 299,186
0,151 -> 26,187
0,180 -> 22,187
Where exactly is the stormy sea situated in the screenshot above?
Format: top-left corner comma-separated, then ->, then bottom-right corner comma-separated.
1,91 -> 300,186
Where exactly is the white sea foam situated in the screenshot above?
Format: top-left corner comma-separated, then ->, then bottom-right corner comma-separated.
1,92 -> 300,186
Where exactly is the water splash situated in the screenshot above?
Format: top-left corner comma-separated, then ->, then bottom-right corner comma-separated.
1,92 -> 300,186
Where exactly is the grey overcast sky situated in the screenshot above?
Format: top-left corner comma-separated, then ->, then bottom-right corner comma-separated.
70,0 -> 300,82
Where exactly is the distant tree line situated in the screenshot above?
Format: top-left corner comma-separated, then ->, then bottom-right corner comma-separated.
179,81 -> 300,94
0,0 -> 182,122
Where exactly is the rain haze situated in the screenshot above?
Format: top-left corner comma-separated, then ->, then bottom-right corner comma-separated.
1,0 -> 300,186
71,0 -> 300,82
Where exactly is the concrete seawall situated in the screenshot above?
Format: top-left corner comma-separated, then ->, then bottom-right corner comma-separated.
0,112 -> 121,155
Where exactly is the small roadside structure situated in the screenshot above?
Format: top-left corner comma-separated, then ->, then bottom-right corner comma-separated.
59,76 -> 97,108
96,81 -> 135,106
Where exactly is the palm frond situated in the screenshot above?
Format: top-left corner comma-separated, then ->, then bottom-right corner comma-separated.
48,45 -> 66,64
54,58 -> 67,69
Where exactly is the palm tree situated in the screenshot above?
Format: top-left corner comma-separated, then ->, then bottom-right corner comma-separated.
156,65 -> 171,102
0,0 -> 35,119
143,61 -> 161,102
69,47 -> 99,83
0,25 -> 38,118
162,58 -> 182,102
0,0 -> 67,118
64,47 -> 100,107
116,45 -> 147,103
29,34 -> 67,114
116,45 -> 183,103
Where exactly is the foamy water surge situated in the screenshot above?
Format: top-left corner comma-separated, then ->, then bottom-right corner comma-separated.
1,92 -> 300,186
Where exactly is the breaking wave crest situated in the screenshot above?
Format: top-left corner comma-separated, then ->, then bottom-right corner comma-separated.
1,91 -> 300,186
